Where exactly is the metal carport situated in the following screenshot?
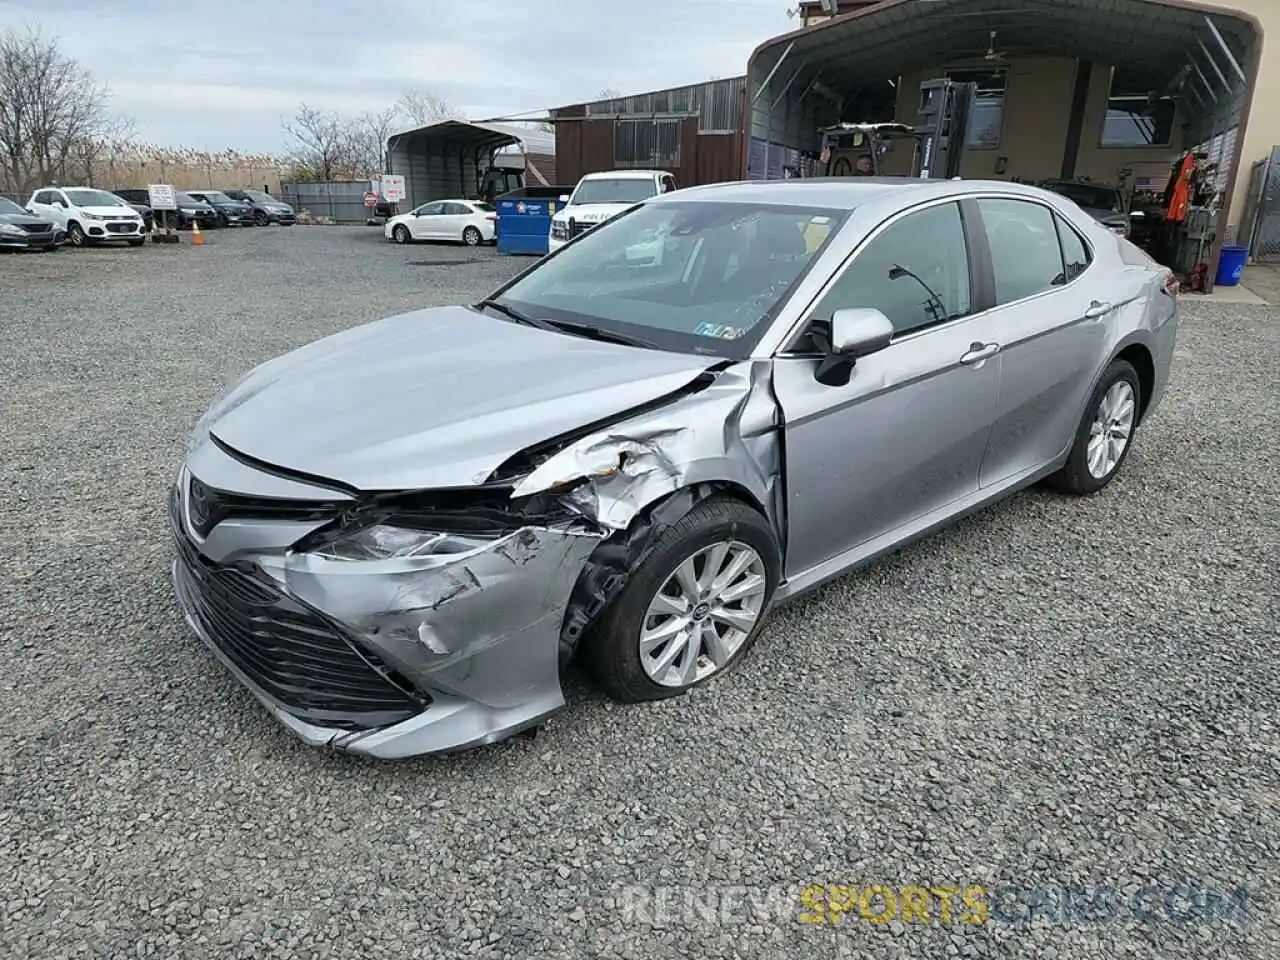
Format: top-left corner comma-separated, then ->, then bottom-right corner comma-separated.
745,0 -> 1262,287
385,120 -> 556,209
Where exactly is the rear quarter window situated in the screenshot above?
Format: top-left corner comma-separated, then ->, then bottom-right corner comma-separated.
1116,235 -> 1158,267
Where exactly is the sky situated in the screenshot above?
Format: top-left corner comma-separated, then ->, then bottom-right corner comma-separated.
0,0 -> 795,155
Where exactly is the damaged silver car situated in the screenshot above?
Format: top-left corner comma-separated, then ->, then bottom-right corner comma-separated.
170,178 -> 1179,758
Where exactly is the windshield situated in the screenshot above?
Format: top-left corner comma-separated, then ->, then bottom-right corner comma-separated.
0,197 -> 28,216
491,200 -> 845,359
175,192 -> 205,206
64,189 -> 128,208
245,191 -> 276,204
570,178 -> 659,206
1044,182 -> 1122,212
197,191 -> 232,203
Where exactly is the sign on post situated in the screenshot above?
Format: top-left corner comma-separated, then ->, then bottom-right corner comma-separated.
363,191 -> 378,209
380,175 -> 406,204
147,184 -> 176,210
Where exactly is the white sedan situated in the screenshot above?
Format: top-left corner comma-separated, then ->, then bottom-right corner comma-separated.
384,199 -> 496,246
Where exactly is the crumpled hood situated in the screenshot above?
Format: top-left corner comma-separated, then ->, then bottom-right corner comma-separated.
204,305 -> 719,491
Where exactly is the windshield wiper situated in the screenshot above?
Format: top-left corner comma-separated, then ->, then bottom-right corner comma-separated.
475,299 -> 557,331
539,318 -> 658,349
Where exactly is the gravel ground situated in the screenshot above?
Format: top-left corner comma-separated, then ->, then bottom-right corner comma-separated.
1,226 -> 1277,960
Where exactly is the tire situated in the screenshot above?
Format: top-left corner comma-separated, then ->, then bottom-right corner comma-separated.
582,496 -> 780,703
462,226 -> 482,246
217,213 -> 229,228
127,239 -> 144,247
254,210 -> 269,226
66,222 -> 87,247
392,224 -> 411,244
1045,359 -> 1141,496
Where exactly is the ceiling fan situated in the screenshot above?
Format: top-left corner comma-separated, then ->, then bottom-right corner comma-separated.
982,30 -> 1009,63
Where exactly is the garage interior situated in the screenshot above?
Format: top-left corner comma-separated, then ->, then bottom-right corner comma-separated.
385,120 -> 557,210
746,0 -> 1261,289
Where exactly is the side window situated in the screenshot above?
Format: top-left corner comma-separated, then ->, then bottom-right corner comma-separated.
977,198 -> 1067,304
419,202 -> 444,216
810,201 -> 972,338
1055,213 -> 1092,281
446,202 -> 471,215
36,191 -> 55,204
660,175 -> 677,193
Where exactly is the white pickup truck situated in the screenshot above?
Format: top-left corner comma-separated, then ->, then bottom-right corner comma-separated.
547,169 -> 678,253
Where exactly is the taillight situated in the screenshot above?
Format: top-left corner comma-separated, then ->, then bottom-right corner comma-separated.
1161,271 -> 1180,297
486,215 -> 496,221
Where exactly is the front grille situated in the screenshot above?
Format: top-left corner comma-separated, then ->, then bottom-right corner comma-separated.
169,490 -> 427,731
19,222 -> 53,233
106,221 -> 137,234
186,473 -> 344,540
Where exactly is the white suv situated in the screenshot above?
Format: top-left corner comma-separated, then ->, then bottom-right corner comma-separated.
26,187 -> 147,248
548,170 -> 677,253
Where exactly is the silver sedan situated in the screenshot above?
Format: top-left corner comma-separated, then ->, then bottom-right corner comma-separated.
170,177 -> 1179,758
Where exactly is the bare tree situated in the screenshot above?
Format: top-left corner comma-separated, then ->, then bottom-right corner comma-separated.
0,28 -> 109,194
346,106 -> 399,177
282,103 -> 352,181
398,90 -> 461,126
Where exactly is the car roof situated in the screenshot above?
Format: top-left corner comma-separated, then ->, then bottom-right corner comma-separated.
580,170 -> 669,180
653,177 -> 1082,210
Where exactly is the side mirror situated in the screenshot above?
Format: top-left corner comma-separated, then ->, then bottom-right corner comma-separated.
812,307 -> 894,387
559,194 -> 570,204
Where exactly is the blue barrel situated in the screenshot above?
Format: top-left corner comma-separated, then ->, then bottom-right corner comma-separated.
1215,245 -> 1248,287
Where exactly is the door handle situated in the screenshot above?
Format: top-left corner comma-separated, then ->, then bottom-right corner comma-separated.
959,342 -> 1000,365
1083,300 -> 1113,320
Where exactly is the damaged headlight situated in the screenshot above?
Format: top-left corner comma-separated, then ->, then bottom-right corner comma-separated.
306,524 -> 494,562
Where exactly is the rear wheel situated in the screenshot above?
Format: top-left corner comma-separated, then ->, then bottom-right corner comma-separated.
1046,359 -> 1141,495
393,224 -> 411,244
462,225 -> 482,246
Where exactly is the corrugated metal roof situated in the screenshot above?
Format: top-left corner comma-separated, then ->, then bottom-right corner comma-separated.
387,119 -> 555,156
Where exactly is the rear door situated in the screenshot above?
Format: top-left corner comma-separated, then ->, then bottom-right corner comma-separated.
441,202 -> 472,240
968,196 -> 1110,488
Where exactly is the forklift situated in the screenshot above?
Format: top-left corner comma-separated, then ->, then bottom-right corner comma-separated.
817,78 -> 977,180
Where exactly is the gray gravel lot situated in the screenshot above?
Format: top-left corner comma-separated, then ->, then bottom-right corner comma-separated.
1,226 -> 1277,959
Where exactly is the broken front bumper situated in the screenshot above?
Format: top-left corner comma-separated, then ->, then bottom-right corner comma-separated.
168,457 -> 601,759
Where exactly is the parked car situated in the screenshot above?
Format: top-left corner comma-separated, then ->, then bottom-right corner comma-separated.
26,187 -> 146,247
384,199 -> 496,246
0,196 -> 59,251
170,178 -> 1179,759
169,191 -> 219,230
548,169 -> 679,253
185,189 -> 255,227
221,189 -> 296,225
1039,179 -> 1136,238
110,190 -> 156,231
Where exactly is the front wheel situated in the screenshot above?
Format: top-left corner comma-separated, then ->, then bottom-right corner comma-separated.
254,210 -> 269,226
392,224 -> 411,244
66,222 -> 87,247
1046,359 -> 1141,495
581,496 -> 780,703
462,226 -> 482,246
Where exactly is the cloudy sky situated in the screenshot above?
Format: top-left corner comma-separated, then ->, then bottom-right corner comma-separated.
0,0 -> 794,154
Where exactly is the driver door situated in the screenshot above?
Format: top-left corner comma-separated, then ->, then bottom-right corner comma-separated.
769,199 -> 1002,577
411,201 -> 446,239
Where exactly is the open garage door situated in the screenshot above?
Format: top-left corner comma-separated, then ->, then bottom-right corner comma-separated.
746,0 -> 1262,290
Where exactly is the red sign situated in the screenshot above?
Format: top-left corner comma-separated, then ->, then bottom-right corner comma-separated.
363,191 -> 378,208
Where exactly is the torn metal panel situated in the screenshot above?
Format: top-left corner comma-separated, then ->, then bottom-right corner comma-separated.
264,525 -> 601,710
511,360 -> 781,533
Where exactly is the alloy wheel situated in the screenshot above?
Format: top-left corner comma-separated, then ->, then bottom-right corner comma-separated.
639,541 -> 768,688
393,225 -> 410,244
463,226 -> 481,246
1087,380 -> 1136,479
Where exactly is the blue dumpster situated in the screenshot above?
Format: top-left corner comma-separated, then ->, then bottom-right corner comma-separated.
496,186 -> 575,256
1215,244 -> 1248,287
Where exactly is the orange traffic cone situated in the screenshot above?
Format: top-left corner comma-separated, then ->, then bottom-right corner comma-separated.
191,220 -> 205,246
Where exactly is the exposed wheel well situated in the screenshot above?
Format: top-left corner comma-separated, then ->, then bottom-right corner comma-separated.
1115,344 -> 1155,424
557,481 -> 774,663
